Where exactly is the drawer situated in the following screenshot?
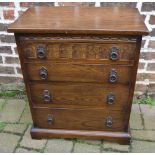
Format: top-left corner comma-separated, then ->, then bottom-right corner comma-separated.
26,63 -> 132,84
33,107 -> 126,131
30,82 -> 130,109
21,42 -> 136,61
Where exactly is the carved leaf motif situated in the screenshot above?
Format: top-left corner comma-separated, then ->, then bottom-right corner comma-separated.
24,44 -> 35,58
22,40 -> 136,60
47,44 -> 59,58
121,44 -> 136,59
98,46 -> 107,59
122,45 -> 129,59
86,45 -> 96,59
72,44 -> 84,59
59,44 -> 68,58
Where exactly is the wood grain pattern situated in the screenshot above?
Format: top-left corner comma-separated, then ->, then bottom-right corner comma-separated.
7,6 -> 149,35
31,127 -> 131,144
14,34 -> 37,126
124,36 -> 143,131
33,107 -> 126,131
8,6 -> 148,143
26,63 -> 132,84
21,41 -> 137,61
30,82 -> 130,109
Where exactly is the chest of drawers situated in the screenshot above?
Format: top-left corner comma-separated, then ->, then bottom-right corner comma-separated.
8,6 -> 148,144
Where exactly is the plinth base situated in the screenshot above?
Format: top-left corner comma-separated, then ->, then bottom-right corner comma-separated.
31,126 -> 131,145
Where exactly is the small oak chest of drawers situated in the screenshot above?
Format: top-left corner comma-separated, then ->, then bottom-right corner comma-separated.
8,6 -> 148,144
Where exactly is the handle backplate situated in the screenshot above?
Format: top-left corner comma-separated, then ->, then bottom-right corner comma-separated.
39,66 -> 48,80
107,93 -> 115,104
43,90 -> 51,102
106,116 -> 113,128
47,115 -> 54,125
110,47 -> 119,60
37,44 -> 46,59
109,69 -> 117,83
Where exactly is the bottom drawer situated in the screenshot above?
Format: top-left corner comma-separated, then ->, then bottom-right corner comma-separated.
33,107 -> 126,131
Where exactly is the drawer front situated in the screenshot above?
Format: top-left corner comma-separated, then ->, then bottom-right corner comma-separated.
22,42 -> 136,61
33,107 -> 126,131
30,82 -> 130,109
26,63 -> 132,84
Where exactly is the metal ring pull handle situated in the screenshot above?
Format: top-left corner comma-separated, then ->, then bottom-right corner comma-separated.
106,116 -> 113,128
107,93 -> 115,104
47,115 -> 54,125
43,90 -> 51,102
37,44 -> 46,59
109,69 -> 117,83
110,47 -> 119,60
39,66 -> 48,80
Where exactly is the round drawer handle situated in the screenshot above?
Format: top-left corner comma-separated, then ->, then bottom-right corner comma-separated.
109,69 -> 117,83
47,115 -> 54,125
110,47 -> 119,60
37,44 -> 46,59
106,116 -> 113,128
107,93 -> 115,104
39,66 -> 48,80
43,90 -> 51,102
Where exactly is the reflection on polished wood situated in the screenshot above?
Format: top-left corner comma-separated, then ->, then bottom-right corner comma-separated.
8,6 -> 148,144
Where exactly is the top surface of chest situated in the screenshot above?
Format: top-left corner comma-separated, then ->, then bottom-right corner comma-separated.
8,6 -> 148,35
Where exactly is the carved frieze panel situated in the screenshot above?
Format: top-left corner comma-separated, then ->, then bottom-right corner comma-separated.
21,42 -> 136,60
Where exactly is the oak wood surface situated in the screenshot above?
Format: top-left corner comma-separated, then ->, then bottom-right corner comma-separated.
21,41 -> 137,61
26,62 -> 132,84
7,6 -> 149,35
31,127 -> 131,144
30,82 -> 130,109
33,107 -> 126,131
8,6 -> 148,143
124,36 -> 142,131
14,34 -> 37,126
14,33 -> 141,143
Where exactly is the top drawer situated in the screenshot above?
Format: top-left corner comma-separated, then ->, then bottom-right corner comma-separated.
21,41 -> 136,62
